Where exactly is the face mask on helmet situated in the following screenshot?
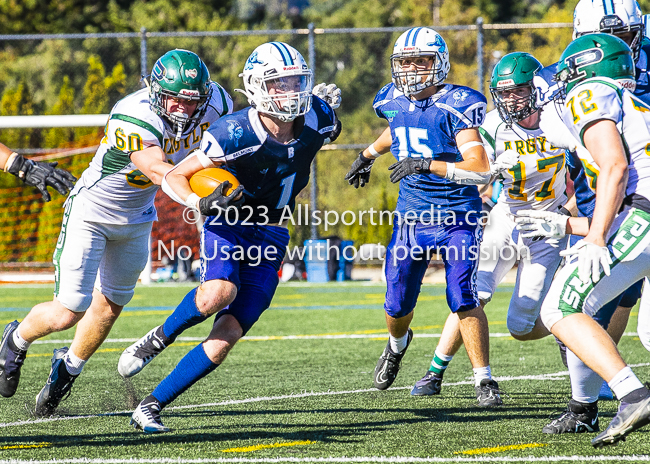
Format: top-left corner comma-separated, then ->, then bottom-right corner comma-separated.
489,52 -> 542,127
573,0 -> 644,61
149,49 -> 212,141
390,27 -> 451,97
238,42 -> 313,122
491,84 -> 537,127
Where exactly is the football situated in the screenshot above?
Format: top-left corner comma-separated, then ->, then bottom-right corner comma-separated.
189,167 -> 242,198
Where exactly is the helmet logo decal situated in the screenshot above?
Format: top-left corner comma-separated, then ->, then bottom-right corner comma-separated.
562,47 -> 604,82
496,79 -> 516,87
185,68 -> 198,79
427,35 -> 447,54
152,61 -> 166,80
245,51 -> 265,71
227,120 -> 244,147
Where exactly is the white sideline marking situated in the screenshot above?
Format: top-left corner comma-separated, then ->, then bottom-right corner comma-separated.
28,331 -> 643,345
0,455 -> 649,463
1,365 -> 647,429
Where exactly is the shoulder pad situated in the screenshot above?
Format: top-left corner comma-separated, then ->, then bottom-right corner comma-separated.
442,85 -> 487,109
373,83 -> 398,118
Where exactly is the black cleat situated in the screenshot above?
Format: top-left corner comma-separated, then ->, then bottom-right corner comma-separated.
592,396 -> 650,447
34,347 -> 78,417
373,328 -> 413,390
411,371 -> 442,396
0,320 -> 27,398
475,379 -> 503,407
543,399 -> 599,434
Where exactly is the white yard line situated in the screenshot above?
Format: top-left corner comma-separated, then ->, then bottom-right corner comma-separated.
28,332 -> 642,345
0,455 -> 649,463
2,366 -> 648,429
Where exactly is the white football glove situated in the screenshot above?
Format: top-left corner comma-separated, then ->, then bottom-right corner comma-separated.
313,83 -> 341,109
515,209 -> 568,239
560,239 -> 612,284
538,104 -> 577,151
490,149 -> 520,176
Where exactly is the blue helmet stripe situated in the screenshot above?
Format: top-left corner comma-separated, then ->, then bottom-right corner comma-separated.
271,42 -> 293,66
411,27 -> 422,46
602,0 -> 615,15
404,28 -> 414,47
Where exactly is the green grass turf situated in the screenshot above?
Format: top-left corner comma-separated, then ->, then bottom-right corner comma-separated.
0,282 -> 648,462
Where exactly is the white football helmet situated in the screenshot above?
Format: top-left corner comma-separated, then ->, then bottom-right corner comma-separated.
238,42 -> 313,122
390,27 -> 450,96
573,0 -> 644,60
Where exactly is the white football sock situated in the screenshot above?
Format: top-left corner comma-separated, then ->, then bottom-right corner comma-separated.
609,366 -> 644,400
12,326 -> 31,351
64,350 -> 86,376
473,365 -> 492,387
390,332 -> 409,353
566,348 -> 601,403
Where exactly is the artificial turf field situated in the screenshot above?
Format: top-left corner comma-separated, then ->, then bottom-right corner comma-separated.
0,281 -> 648,463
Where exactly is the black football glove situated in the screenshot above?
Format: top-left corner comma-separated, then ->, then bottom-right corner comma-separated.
344,152 -> 374,188
198,181 -> 245,216
388,158 -> 431,183
6,154 -> 77,202
327,118 -> 342,143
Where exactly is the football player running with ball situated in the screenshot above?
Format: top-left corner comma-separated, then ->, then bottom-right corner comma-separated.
345,27 -> 499,405
119,42 -> 342,433
409,52 -> 569,400
519,33 -> 650,447
0,50 -> 233,415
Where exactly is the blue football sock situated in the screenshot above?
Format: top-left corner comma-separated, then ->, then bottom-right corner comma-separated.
152,343 -> 219,408
162,287 -> 207,340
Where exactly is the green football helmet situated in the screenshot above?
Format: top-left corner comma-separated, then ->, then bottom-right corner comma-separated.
489,52 -> 542,127
554,33 -> 636,96
149,49 -> 212,140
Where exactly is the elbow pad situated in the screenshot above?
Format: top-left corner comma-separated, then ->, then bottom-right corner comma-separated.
444,163 -> 491,185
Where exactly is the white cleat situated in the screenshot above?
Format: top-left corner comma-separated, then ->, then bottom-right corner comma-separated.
118,326 -> 168,378
130,398 -> 170,434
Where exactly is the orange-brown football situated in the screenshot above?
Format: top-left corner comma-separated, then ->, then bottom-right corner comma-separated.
189,168 -> 241,198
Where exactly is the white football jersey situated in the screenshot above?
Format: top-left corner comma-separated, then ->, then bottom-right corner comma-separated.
70,82 -> 233,224
479,110 -> 567,214
562,77 -> 650,206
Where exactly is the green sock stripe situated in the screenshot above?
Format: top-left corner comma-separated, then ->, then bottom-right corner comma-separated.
429,355 -> 450,373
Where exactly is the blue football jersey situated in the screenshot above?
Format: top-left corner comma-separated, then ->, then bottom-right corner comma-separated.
536,42 -> 650,217
200,97 -> 337,223
373,83 -> 487,217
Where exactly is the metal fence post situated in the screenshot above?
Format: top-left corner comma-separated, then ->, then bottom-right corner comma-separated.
140,27 -> 148,86
476,17 -> 484,94
308,23 -> 318,240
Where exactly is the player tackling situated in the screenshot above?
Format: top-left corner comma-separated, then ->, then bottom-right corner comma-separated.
0,49 -> 233,415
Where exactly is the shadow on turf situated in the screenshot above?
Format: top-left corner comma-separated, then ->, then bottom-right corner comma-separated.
1,404 -> 577,448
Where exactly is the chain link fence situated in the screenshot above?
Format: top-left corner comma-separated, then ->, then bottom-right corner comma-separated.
0,21 -> 574,269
